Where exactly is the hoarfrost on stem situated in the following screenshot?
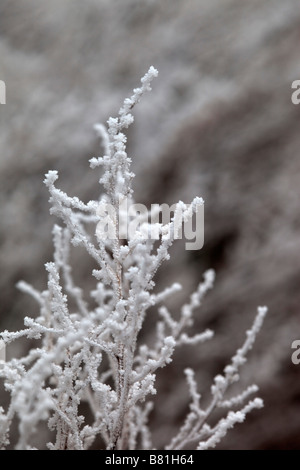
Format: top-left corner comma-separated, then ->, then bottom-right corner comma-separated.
0,68 -> 267,450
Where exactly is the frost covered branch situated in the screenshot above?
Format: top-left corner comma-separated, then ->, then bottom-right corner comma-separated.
0,68 -> 266,450
166,306 -> 267,450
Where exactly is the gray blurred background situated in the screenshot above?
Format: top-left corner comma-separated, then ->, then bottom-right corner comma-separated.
1,0 -> 300,449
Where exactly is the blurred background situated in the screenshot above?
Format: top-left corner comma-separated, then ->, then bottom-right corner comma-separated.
1,0 -> 300,449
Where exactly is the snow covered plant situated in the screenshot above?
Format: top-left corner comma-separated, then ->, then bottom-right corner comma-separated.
0,67 -> 267,450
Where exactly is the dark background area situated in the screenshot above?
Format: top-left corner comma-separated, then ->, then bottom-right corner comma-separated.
0,0 -> 300,449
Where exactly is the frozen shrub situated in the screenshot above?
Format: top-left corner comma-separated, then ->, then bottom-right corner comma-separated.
0,68 -> 266,450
